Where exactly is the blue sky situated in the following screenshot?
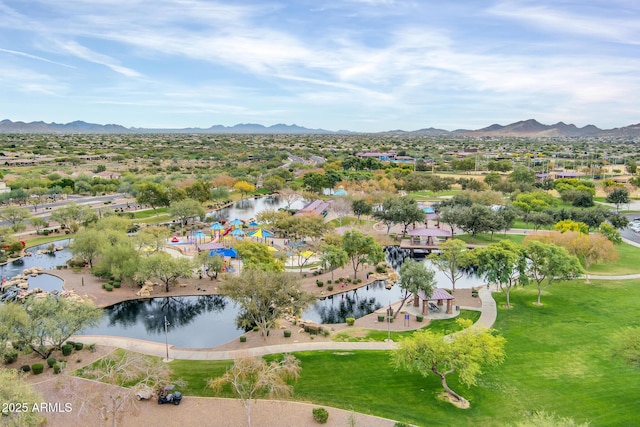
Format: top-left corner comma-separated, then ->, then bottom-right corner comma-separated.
0,0 -> 638,132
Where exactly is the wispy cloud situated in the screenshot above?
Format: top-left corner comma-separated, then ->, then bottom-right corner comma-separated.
0,47 -> 75,68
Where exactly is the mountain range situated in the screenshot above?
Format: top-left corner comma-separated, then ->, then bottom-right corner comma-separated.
1,118 -> 639,138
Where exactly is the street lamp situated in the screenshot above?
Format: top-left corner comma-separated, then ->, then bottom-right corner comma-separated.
164,316 -> 170,361
386,300 -> 392,342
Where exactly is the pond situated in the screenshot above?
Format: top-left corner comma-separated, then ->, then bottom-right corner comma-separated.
0,240 -> 72,293
79,249 -> 486,348
206,195 -> 307,222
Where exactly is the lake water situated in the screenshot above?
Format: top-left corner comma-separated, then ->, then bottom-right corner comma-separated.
206,195 -> 307,222
0,240 -> 71,293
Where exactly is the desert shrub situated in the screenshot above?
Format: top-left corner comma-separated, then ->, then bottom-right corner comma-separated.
284,330 -> 292,338
112,281 -> 121,288
253,326 -> 259,332
46,357 -> 57,368
378,314 -> 385,322
74,342 -> 84,351
375,264 -> 386,273
346,278 -> 352,283
321,328 -> 330,337
326,279 -> 332,284
312,408 -> 329,424
53,363 -> 61,374
3,350 -> 18,364
61,344 -> 73,356
327,285 -> 333,291
316,280 -> 324,287
416,314 -> 424,322
346,317 -> 355,326
104,284 -> 113,292
19,365 -> 30,373
239,336 -> 247,342
31,363 -> 44,375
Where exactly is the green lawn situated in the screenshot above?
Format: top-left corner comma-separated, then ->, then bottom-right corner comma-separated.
455,233 -> 525,245
169,279 -> 640,426
588,241 -> 640,276
332,310 -> 481,342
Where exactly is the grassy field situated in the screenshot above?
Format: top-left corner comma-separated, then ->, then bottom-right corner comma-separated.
588,241 -> 640,275
169,279 -> 640,426
455,233 -> 525,245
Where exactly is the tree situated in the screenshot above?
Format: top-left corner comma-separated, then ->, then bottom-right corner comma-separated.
71,228 -> 104,267
219,269 -> 315,339
608,213 -> 629,230
277,188 -> 302,210
209,354 -> 301,427
599,222 -> 622,244
484,171 -> 503,188
522,240 -> 582,305
0,369 -> 46,426
0,205 -> 31,232
29,216 -> 46,234
262,176 -> 285,193
185,180 -> 211,203
134,182 -> 169,215
625,159 -> 638,175
427,239 -> 474,291
168,198 -> 206,236
138,252 -> 194,292
64,349 -> 178,427
21,297 -> 102,359
50,202 -> 94,233
351,198 -> 372,223
373,196 -> 425,235
93,234 -> 140,282
476,240 -> 527,308
330,197 -> 352,226
554,219 -> 589,234
319,244 -> 348,281
394,259 -> 436,319
234,241 -> 284,272
233,180 -> 255,199
302,172 -> 328,193
342,230 -> 384,279
135,225 -> 171,252
211,186 -> 230,203
458,204 -> 494,237
197,252 -> 224,280
392,319 -> 506,406
0,303 -> 28,361
509,165 -> 536,184
606,187 -> 630,212
538,230 -> 618,283
611,326 -> 640,369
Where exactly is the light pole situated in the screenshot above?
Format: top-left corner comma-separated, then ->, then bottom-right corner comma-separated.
164,316 -> 170,361
387,300 -> 391,342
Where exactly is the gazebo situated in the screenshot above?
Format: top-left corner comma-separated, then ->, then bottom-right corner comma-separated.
407,228 -> 452,246
416,288 -> 455,315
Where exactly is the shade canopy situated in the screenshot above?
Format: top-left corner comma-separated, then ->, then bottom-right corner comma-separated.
300,250 -> 315,258
199,241 -> 224,250
248,221 -> 259,227
194,230 -> 206,237
407,228 -> 452,237
230,228 -> 245,236
229,218 -> 243,226
210,222 -> 225,231
249,228 -> 274,238
210,248 -> 238,258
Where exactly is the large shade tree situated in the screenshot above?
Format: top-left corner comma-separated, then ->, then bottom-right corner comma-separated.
342,230 -> 384,279
427,239 -> 474,291
476,240 -> 527,308
138,252 -> 194,292
219,269 -> 315,339
394,259 -> 436,319
392,319 -> 506,406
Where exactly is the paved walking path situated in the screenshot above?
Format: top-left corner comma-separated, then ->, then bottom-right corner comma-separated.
72,289 -> 497,360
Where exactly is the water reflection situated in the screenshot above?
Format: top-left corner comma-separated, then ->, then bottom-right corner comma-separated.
206,196 -> 307,222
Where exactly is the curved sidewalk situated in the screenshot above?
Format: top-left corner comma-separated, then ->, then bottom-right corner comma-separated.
73,288 -> 498,360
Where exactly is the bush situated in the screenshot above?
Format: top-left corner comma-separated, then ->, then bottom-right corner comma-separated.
375,264 -> 386,273
312,408 -> 329,424
321,328 -> 331,337
346,278 -> 352,283
346,317 -> 355,326
61,344 -> 73,356
239,336 -> 247,342
316,280 -> 324,287
284,330 -> 292,338
43,229 -> 50,236
74,342 -> 84,351
253,326 -> 259,332
31,363 -> 44,375
112,281 -> 121,289
104,284 -> 113,292
416,314 -> 424,322
326,279 -> 332,284
46,357 -> 57,368
327,285 -> 333,291
377,314 -> 385,322
3,350 -> 18,364
387,316 -> 394,323
53,363 -> 61,374
88,343 -> 96,352
19,365 -> 30,373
